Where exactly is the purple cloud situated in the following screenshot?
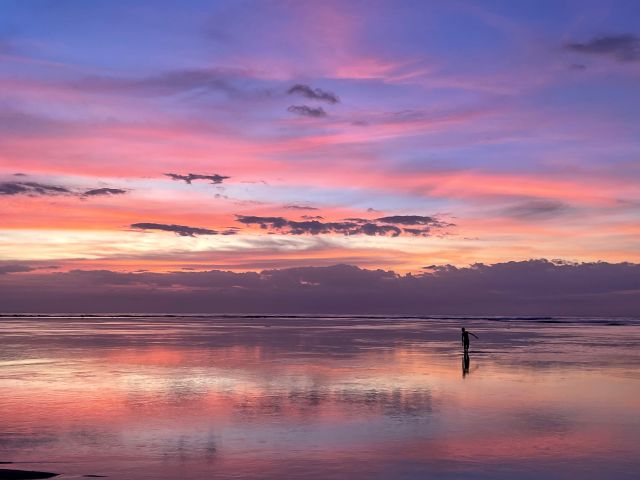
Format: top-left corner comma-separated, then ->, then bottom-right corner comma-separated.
565,34 -> 640,62
1,260 -> 639,316
287,105 -> 327,118
287,84 -> 340,104
131,222 -> 219,236
236,215 -> 450,237
164,173 -> 230,184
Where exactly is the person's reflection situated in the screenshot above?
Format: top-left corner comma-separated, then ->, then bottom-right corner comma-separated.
462,351 -> 470,378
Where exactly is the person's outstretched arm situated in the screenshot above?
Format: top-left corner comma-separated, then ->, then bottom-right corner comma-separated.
469,332 -> 479,339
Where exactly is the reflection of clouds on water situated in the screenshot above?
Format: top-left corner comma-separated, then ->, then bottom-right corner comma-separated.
3,316 -> 640,375
68,427 -> 120,448
1,317 -> 639,479
511,410 -> 574,435
0,431 -> 58,451
158,433 -> 218,463
0,427 -> 121,454
338,388 -> 433,417
123,378 -> 211,409
164,379 -> 210,405
0,316 -> 465,359
232,387 -> 433,420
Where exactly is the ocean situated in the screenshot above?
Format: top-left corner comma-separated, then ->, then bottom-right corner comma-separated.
1,315 -> 639,479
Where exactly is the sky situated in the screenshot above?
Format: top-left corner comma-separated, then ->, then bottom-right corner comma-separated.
1,0 -> 639,312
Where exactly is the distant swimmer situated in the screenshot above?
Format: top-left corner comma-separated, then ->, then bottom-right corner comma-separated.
461,327 -> 478,352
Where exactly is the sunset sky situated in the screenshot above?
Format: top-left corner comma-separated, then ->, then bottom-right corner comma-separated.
1,0 -> 640,277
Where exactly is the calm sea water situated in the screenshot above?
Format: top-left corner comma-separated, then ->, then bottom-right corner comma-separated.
1,315 -> 639,479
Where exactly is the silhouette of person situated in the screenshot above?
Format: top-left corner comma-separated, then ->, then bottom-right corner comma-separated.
461,327 -> 478,352
462,351 -> 470,377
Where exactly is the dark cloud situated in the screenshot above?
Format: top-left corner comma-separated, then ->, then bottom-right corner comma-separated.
83,188 -> 127,196
0,181 -> 71,196
503,200 -> 567,219
131,223 -> 219,237
284,205 -> 318,211
287,105 -> 327,118
1,180 -> 129,199
0,263 -> 58,275
2,260 -> 639,316
376,215 -> 449,227
164,173 -> 230,184
358,224 -> 401,236
287,84 -> 340,104
301,215 -> 324,220
0,182 -> 29,195
332,215 -> 454,236
569,63 -> 587,71
0,264 -> 36,275
565,34 -> 640,62
235,215 -> 450,237
235,214 -> 451,237
236,216 -> 288,229
402,228 -> 432,237
343,217 -> 369,223
236,215 -> 382,236
75,68 -> 257,97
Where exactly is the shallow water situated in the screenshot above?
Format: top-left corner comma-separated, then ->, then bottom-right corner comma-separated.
1,315 -> 639,479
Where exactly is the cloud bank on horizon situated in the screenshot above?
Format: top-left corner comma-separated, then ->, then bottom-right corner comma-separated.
1,0 -> 640,281
1,260 -> 638,316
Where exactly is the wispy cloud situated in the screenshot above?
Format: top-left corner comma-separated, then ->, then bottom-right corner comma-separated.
287,105 -> 327,117
0,263 -> 58,275
502,200 -> 567,219
74,68 -> 264,97
0,181 -> 71,196
284,204 -> 319,211
376,215 -> 450,227
131,222 -> 219,237
164,173 -> 231,184
1,179 -> 128,199
236,214 -> 451,237
565,34 -> 640,62
83,188 -> 127,197
287,84 -> 340,104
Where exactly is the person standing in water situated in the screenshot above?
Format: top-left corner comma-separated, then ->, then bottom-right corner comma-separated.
461,327 -> 478,352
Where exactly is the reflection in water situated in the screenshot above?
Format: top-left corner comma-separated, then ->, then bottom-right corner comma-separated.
0,316 -> 639,479
462,351 -> 470,378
